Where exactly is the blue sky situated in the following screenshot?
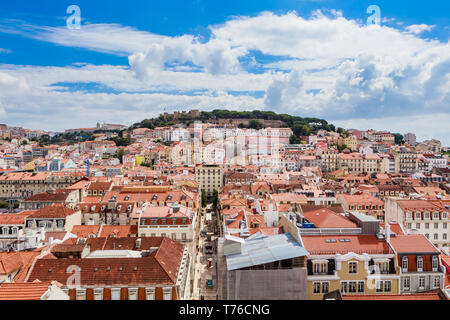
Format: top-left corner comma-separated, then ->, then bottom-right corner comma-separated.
0,0 -> 449,144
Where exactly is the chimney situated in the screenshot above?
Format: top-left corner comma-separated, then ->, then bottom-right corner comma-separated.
135,238 -> 142,248
385,223 -> 390,243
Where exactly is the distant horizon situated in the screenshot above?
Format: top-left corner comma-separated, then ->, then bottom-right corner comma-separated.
2,107 -> 444,147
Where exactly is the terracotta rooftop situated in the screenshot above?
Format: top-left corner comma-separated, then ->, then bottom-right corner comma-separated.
27,204 -> 78,219
0,281 -> 57,300
27,237 -> 183,286
302,235 -> 392,255
389,234 -> 439,254
302,208 -> 358,228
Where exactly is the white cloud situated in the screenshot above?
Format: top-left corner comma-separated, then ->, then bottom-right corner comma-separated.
0,48 -> 12,54
405,24 -> 436,34
0,12 -> 448,145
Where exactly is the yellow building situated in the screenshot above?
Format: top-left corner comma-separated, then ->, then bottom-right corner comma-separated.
302,235 -> 400,300
343,136 -> 358,151
195,163 -> 223,197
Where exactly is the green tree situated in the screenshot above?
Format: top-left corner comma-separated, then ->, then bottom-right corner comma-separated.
115,148 -> 125,164
201,190 -> 207,208
289,134 -> 301,144
247,119 -> 264,130
393,133 -> 404,145
212,190 -> 219,211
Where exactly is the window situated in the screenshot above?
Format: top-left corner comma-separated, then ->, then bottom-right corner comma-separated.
376,280 -> 383,293
407,223 -> 412,229
76,289 -> 86,300
443,212 -> 447,219
434,233 -> 438,240
313,282 -> 321,294
425,233 -> 430,239
432,256 -> 438,271
433,212 -> 439,219
434,223 -> 439,229
322,282 -> 329,294
358,281 -> 364,293
433,276 -> 440,288
146,288 -> 155,300
341,282 -> 347,294
425,223 -> 430,229
406,212 -> 412,219
163,287 -> 172,300
417,256 -> 423,272
403,277 -> 410,291
384,281 -> 391,292
418,277 -> 425,290
111,288 -> 121,300
444,233 -> 447,240
415,212 -> 421,219
444,223 -> 448,229
415,223 -> 420,229
424,212 -> 430,219
402,256 -> 408,271
348,281 -> 357,293
128,288 -> 138,300
349,262 -> 357,274
94,288 -> 103,300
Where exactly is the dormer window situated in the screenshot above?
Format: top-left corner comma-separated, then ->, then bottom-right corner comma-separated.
417,256 -> 423,272
415,212 -> 421,220
124,195 -> 130,201
432,256 -> 438,271
402,256 -> 408,272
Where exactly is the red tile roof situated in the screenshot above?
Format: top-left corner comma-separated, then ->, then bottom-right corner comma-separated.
302,208 -> 358,228
302,235 -> 392,255
27,204 -> 78,219
70,225 -> 101,238
389,235 -> 440,254
99,225 -> 138,238
0,281 -> 55,300
27,237 -> 183,286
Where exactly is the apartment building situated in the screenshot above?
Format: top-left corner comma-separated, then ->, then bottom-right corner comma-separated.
195,163 -> 223,197
337,194 -> 385,220
389,235 -> 444,293
302,234 -> 399,300
385,199 -> 449,248
392,147 -> 418,173
337,153 -> 381,175
0,172 -> 79,201
138,203 -> 196,243
316,148 -> 338,173
26,237 -> 191,300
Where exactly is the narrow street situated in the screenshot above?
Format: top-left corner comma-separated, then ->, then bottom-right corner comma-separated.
192,205 -> 218,300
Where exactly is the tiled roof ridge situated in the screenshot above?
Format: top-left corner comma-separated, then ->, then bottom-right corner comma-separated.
154,237 -> 182,284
